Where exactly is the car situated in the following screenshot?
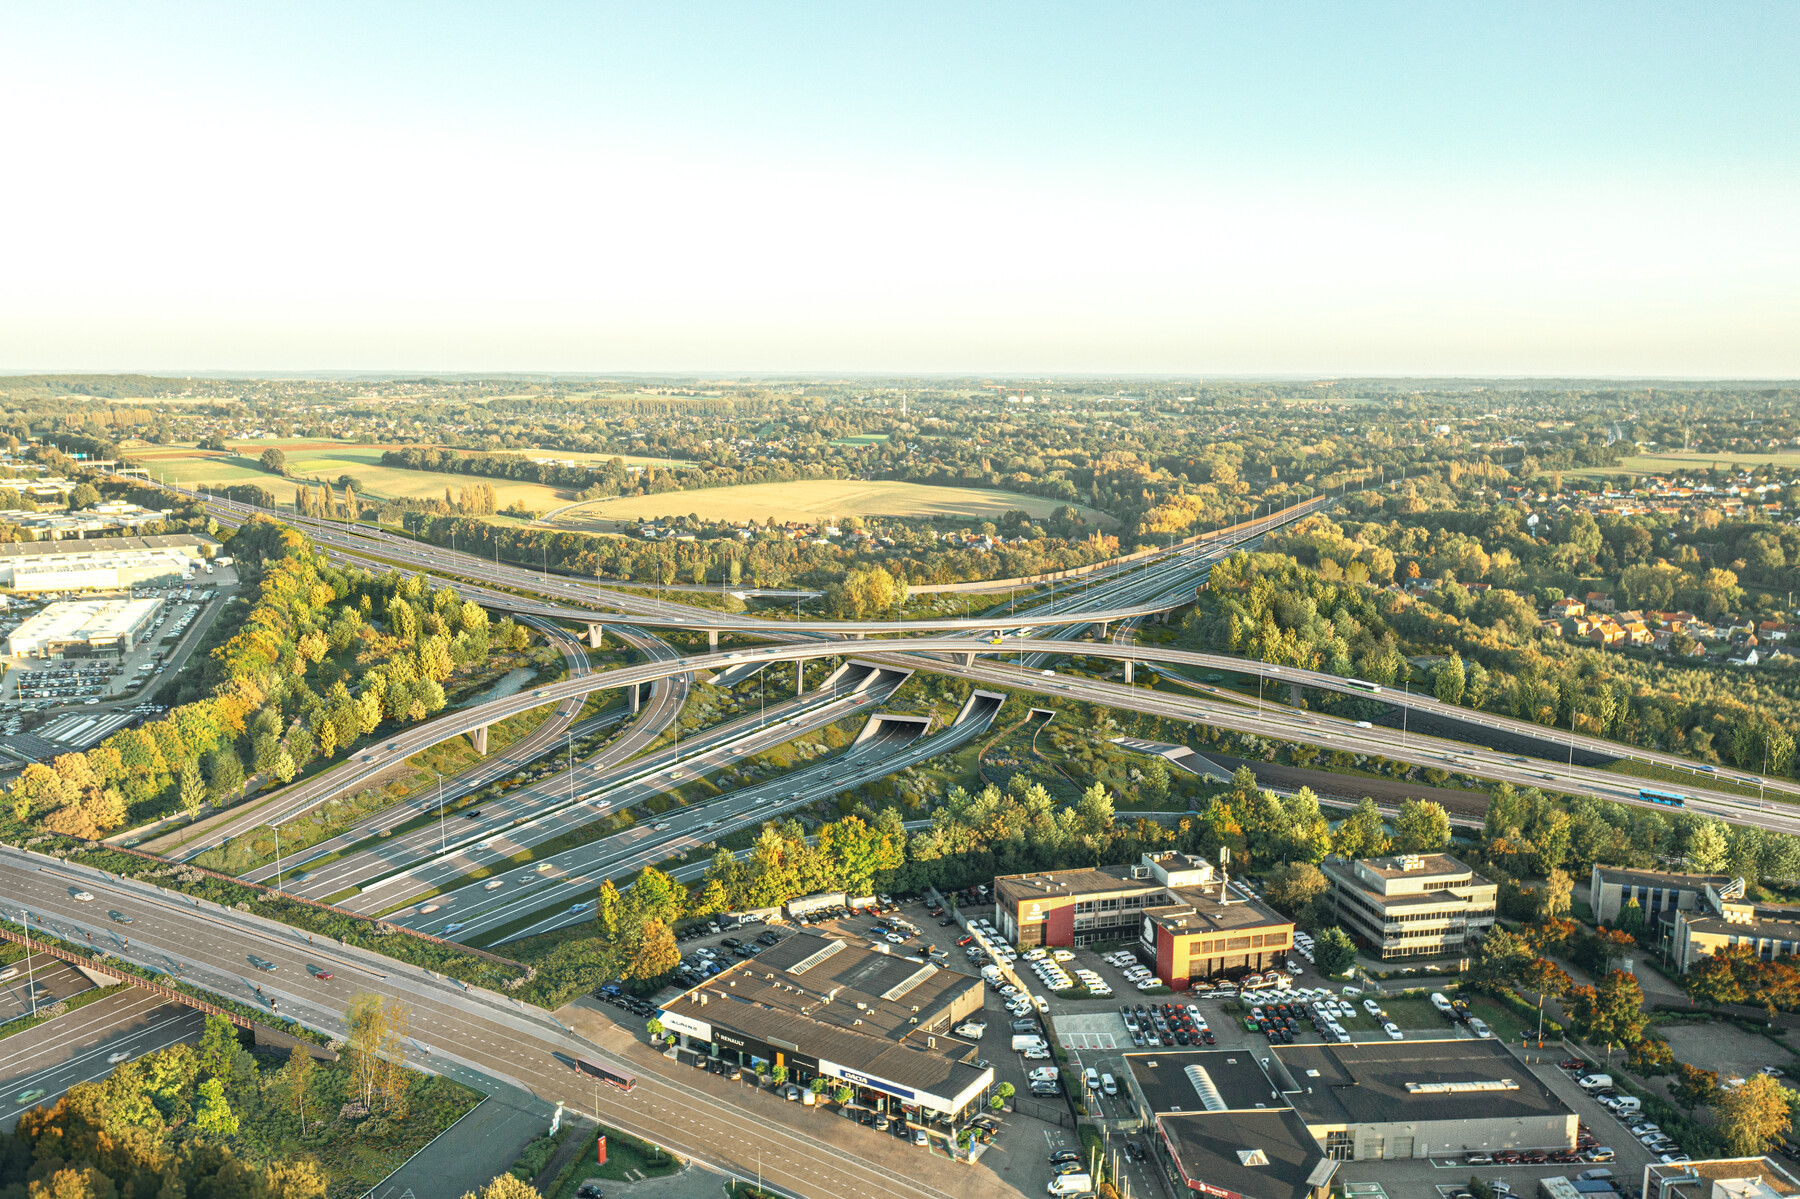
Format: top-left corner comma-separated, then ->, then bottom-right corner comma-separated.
310,968 -> 334,980
250,956 -> 277,971
1383,1022 -> 1403,1040
1126,1142 -> 1147,1162
913,1127 -> 929,1146
106,1050 -> 131,1064
462,809 -> 483,819
1023,1048 -> 1051,1060
14,1089 -> 45,1105
72,890 -> 94,902
1466,1153 -> 1494,1166
485,879 -> 505,890
1355,720 -> 1373,728
872,1113 -> 891,1131
577,1185 -> 605,1198
1362,998 -> 1381,1014
654,822 -> 671,831
440,923 -> 465,934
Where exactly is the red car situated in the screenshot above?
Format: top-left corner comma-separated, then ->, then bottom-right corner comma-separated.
957,935 -> 975,946
310,968 -> 334,980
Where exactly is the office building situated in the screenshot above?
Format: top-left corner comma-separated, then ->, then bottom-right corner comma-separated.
1322,853 -> 1497,960
1589,865 -> 1736,926
657,932 -> 994,1124
1669,878 -> 1800,971
995,852 -> 1293,988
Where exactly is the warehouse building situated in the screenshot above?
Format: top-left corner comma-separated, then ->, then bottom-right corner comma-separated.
995,852 -> 1293,988
1122,1040 -> 1574,1187
0,534 -> 218,592
1643,1157 -> 1800,1199
656,932 -> 994,1124
1322,852 -> 1498,960
7,597 -> 163,659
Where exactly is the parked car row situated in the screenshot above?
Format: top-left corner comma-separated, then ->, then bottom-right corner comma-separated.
592,983 -> 657,1019
1125,1001 -> 1213,1048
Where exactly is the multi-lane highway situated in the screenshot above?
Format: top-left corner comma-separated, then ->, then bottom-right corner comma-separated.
283,664 -> 911,911
1,849 -> 985,1199
0,988 -> 205,1131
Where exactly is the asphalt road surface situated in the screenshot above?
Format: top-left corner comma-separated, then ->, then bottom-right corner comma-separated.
0,988 -> 205,1130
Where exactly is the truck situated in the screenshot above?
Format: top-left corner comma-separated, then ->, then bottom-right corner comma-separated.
1012,1034 -> 1048,1052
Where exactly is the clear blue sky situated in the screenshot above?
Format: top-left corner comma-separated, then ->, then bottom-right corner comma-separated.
3,3 -> 1795,375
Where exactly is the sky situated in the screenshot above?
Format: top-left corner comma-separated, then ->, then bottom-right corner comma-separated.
1,3 -> 1796,377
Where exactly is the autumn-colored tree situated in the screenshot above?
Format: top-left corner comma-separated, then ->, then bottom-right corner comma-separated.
1713,1073 -> 1794,1156
1671,1062 -> 1721,1110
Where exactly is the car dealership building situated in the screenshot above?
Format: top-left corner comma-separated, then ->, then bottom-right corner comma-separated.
657,932 -> 994,1124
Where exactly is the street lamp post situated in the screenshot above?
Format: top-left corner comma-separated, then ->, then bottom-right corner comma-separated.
437,771 -> 446,852
274,823 -> 284,889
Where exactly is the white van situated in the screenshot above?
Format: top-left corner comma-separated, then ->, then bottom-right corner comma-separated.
1430,992 -> 1454,1015
1101,1073 -> 1118,1098
1048,1174 -> 1093,1196
1579,1073 -> 1614,1091
1609,1096 -> 1642,1115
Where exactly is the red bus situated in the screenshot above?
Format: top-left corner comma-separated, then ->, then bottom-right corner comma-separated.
576,1056 -> 637,1093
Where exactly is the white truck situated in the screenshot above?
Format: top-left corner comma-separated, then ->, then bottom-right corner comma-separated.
1012,1034 -> 1048,1052
1048,1174 -> 1092,1196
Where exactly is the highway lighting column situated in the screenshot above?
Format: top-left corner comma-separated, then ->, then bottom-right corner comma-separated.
274,823 -> 284,890
437,771 -> 446,852
22,909 -> 35,1017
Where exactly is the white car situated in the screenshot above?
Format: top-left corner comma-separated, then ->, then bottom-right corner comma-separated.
1362,998 -> 1381,1015
72,891 -> 94,902
1383,1022 -> 1403,1040
484,879 -> 504,890
1023,1048 -> 1052,1060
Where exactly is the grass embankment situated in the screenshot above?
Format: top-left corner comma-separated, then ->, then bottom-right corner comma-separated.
1605,758 -> 1780,803
0,983 -> 117,1043
193,701 -> 567,876
548,1124 -> 678,1194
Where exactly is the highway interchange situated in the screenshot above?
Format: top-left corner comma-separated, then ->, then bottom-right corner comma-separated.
12,480 -> 1800,1199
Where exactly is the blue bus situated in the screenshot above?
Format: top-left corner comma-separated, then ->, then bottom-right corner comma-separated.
1637,788 -> 1687,808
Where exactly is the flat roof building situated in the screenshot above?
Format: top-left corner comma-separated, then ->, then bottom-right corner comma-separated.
1589,864 -> 1734,927
1669,879 -> 1800,972
1643,1158 -> 1800,1199
7,597 -> 163,659
0,534 -> 218,593
996,853 -> 1293,988
1122,1040 -> 1573,1190
656,932 -> 993,1122
1322,853 -> 1497,961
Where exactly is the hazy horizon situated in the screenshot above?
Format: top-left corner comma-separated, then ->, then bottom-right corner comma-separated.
4,2 -> 1795,376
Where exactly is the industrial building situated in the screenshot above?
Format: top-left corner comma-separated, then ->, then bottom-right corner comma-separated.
995,852 -> 1293,988
1122,1040 -> 1575,1192
7,597 -> 163,659
0,501 -> 175,540
0,534 -> 218,592
1322,853 -> 1498,960
656,932 -> 994,1124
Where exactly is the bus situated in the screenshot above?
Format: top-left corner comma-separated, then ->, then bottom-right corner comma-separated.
1344,679 -> 1383,694
1637,788 -> 1687,808
575,1056 -> 637,1093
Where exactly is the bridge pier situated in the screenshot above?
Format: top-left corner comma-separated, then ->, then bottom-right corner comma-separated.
796,662 -> 806,696
708,629 -> 719,651
629,684 -> 641,715
471,725 -> 489,755
1093,621 -> 1109,640
959,652 -> 976,666
586,623 -> 605,649
1124,661 -> 1134,685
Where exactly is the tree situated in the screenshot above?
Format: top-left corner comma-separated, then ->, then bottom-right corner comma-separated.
460,1178 -> 542,1199
1434,656 -> 1466,706
257,1160 -> 329,1199
196,1014 -> 238,1080
287,1044 -> 316,1134
194,1076 -> 239,1136
69,482 -> 102,508
1314,926 -> 1357,976
1392,799 -> 1450,854
1538,868 -> 1574,921
628,918 -> 679,981
260,448 -> 289,475
1471,927 -> 1534,990
1332,798 -> 1390,858
1263,863 -> 1329,918
1684,945 -> 1753,1008
1565,970 -> 1648,1058
1615,897 -> 1646,940
345,992 -> 411,1114
178,759 -> 208,817
1713,1073 -> 1794,1157
1687,819 -> 1731,872
1671,1063 -> 1721,1111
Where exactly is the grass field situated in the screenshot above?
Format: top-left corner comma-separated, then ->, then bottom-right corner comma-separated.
551,479 -> 1118,529
1568,450 -> 1800,478
129,441 -> 571,510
